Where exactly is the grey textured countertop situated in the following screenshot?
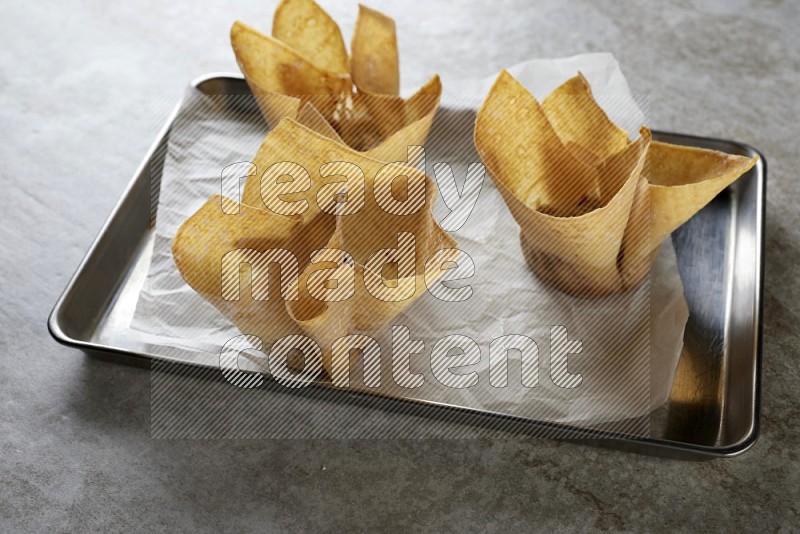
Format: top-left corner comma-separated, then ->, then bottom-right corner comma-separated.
2,0 -> 799,531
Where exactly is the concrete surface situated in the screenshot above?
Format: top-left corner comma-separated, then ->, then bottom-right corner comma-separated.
2,0 -> 799,531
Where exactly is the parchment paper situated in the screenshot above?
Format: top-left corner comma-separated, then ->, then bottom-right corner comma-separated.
127,53 -> 689,428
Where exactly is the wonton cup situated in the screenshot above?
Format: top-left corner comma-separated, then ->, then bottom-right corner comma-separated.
475,70 -> 758,297
230,0 -> 441,162
173,118 -> 457,382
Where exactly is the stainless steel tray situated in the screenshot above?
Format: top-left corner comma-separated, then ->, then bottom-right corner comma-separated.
48,73 -> 766,458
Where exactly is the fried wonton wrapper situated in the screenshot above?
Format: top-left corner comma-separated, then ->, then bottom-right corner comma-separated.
475,70 -> 758,297
230,0 -> 440,161
350,4 -> 399,95
174,118 -> 458,380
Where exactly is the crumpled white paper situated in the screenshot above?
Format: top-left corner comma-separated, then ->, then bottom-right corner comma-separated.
128,53 -> 688,429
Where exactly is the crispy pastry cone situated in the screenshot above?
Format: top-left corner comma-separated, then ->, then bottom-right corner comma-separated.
176,118 -> 458,380
230,1 -> 440,160
475,70 -> 758,297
